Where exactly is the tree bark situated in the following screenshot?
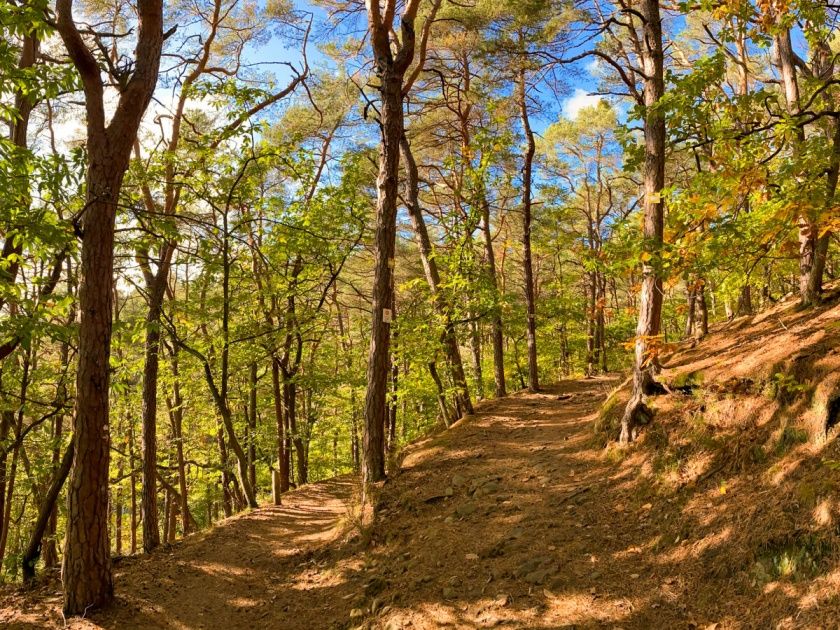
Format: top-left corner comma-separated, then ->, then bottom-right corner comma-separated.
22,440 -> 74,583
271,358 -> 289,493
517,65 -> 539,392
399,135 -> 473,416
139,286 -> 164,553
55,0 -> 163,614
620,0 -> 665,443
165,345 -> 190,535
480,196 -> 506,397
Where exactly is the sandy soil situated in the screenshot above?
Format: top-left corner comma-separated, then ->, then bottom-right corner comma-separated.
3,359 -> 840,628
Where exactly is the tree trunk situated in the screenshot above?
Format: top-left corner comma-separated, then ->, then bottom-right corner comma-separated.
62,166 -> 125,611
620,0 -> 665,444
168,346 -> 190,535
140,289 -> 164,553
598,273 -> 608,373
388,294 -> 399,452
363,72 -> 404,485
428,362 -> 455,427
399,135 -> 473,416
586,270 -> 597,376
362,0 -> 425,485
115,489 -> 122,555
129,423 -> 138,554
56,0 -> 163,613
247,362 -> 258,492
22,440 -> 73,582
684,284 -> 696,338
285,379 -> 307,486
696,282 -> 709,339
736,284 -> 752,316
480,197 -> 506,397
271,358 -> 289,493
517,65 -> 539,392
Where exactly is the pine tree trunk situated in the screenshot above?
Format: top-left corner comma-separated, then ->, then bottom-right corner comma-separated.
168,347 -> 190,535
140,290 -> 164,553
517,66 -> 539,392
247,362 -> 258,492
363,73 -> 404,484
271,358 -> 289,493
399,135 -> 473,415
480,197 -> 506,397
56,0 -> 163,612
22,440 -> 73,582
129,423 -> 138,555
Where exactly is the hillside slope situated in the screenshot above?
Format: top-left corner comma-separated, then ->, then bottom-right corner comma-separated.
2,292 -> 840,629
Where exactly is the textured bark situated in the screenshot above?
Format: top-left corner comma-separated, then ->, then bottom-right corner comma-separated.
247,362 -> 258,491
165,346 -> 189,535
285,379 -> 307,486
480,197 -> 506,397
399,135 -> 473,416
736,284 -> 753,316
517,66 -> 539,392
139,290 -> 164,553
774,26 -> 822,306
55,0 -> 163,613
684,285 -> 696,338
586,270 -> 598,376
363,70 -> 403,484
21,439 -> 72,582
807,119 -> 840,301
271,358 -> 289,493
428,362 -> 455,427
362,0 -> 433,486
129,425 -> 138,554
620,0 -> 665,444
696,282 -> 709,339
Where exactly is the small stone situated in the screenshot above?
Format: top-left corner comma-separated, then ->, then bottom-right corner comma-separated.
452,473 -> 467,487
524,569 -> 552,585
442,586 -> 458,599
456,503 -> 478,518
350,608 -> 364,619
494,593 -> 510,607
445,486 -> 454,497
444,516 -> 454,523
465,553 -> 479,560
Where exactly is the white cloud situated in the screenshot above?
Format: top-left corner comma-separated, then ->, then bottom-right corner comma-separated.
563,88 -> 602,119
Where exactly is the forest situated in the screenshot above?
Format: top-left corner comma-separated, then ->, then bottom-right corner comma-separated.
0,0 -> 839,623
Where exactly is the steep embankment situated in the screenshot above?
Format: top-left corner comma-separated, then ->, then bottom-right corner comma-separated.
3,291 -> 840,629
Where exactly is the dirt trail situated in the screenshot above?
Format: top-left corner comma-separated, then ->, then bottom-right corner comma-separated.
4,375 -> 825,628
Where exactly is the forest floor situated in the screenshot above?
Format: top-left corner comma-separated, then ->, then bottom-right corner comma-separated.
4,294 -> 840,629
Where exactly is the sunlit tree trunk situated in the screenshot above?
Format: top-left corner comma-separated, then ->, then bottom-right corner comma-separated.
620,0 -> 665,443
517,64 -> 539,392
